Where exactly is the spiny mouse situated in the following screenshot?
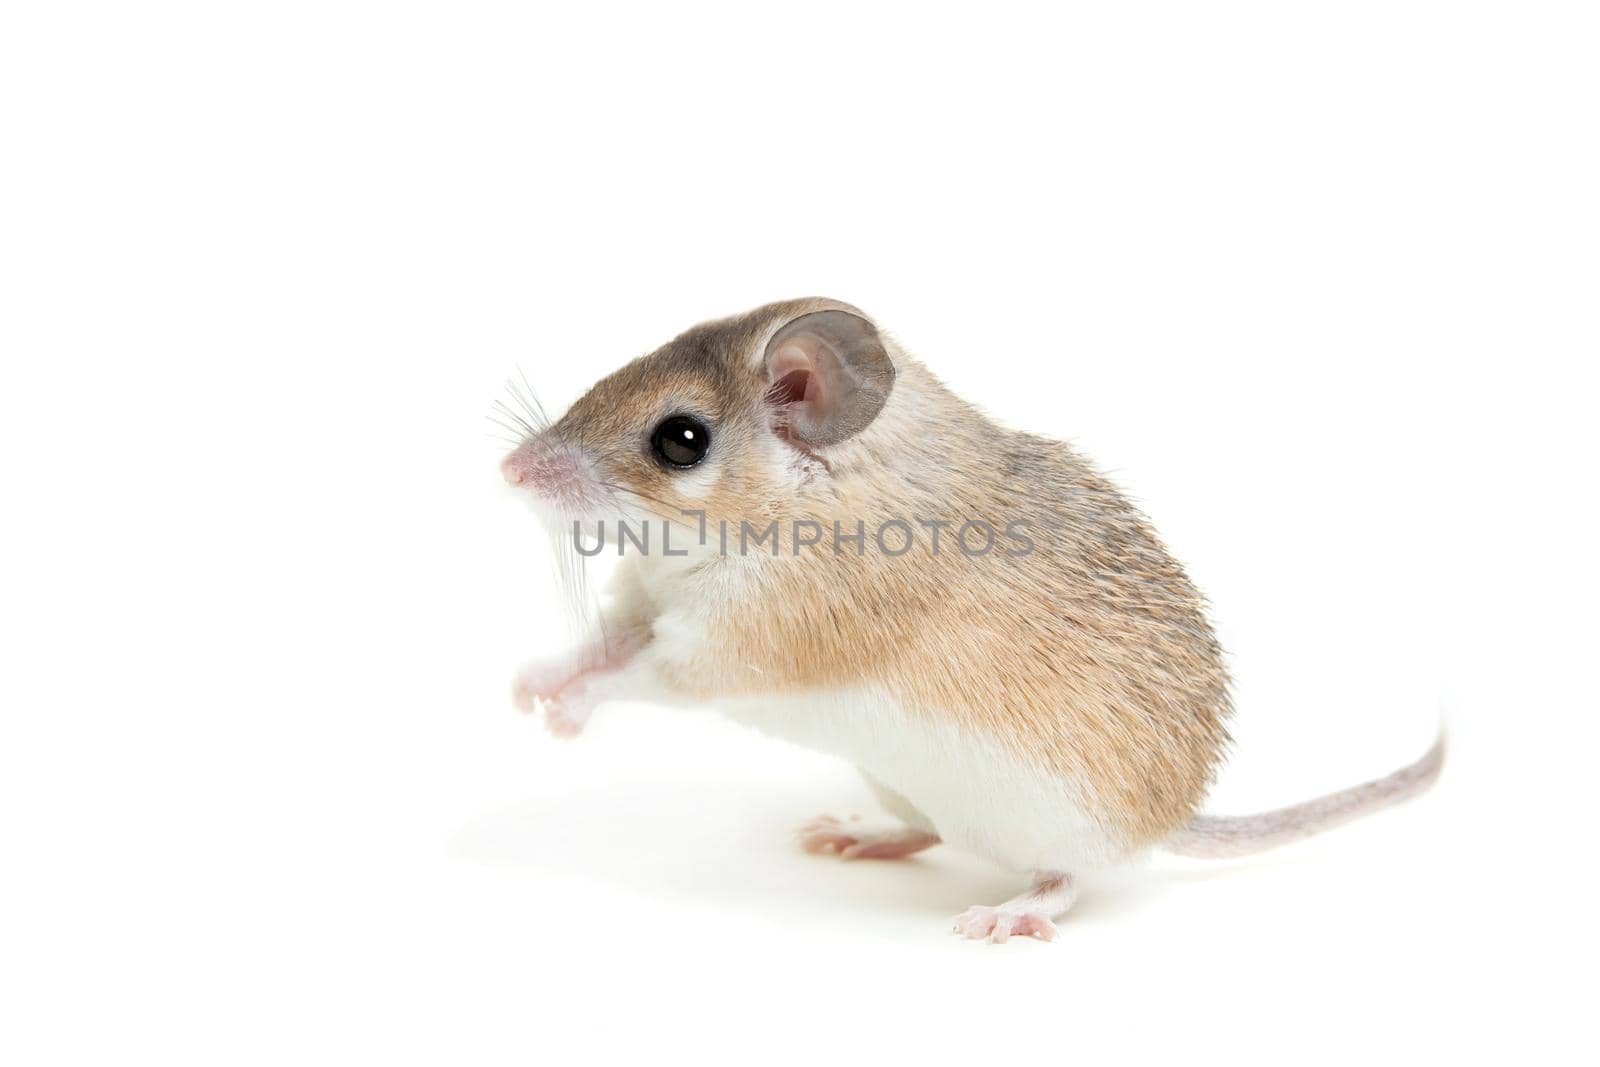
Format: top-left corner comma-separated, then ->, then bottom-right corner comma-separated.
496,297 -> 1443,943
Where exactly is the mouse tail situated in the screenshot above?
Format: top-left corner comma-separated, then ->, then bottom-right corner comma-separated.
1166,731 -> 1445,859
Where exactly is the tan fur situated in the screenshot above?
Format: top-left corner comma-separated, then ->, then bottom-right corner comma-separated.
544,300 -> 1232,852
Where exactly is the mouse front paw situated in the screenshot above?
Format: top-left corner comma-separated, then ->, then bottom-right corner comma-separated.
511,657 -> 584,713
535,696 -> 588,739
514,668 -> 604,739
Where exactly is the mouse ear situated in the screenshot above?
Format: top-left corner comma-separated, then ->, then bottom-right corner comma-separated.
762,310 -> 895,447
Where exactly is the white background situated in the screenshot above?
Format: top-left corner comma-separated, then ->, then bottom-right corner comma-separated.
3,2 -> 1596,1063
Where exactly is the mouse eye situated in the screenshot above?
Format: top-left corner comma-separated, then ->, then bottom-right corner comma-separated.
651,415 -> 711,469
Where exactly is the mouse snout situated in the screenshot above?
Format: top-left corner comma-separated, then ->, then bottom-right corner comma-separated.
501,440 -> 603,511
502,442 -> 569,488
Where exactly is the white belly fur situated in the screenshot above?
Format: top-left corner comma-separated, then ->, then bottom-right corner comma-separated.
711,686 -> 1131,873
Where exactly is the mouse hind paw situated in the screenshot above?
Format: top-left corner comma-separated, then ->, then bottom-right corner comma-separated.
953,872 -> 1077,944
953,904 -> 1059,943
798,815 -> 940,860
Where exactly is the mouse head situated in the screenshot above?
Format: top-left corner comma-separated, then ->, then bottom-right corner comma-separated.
500,298 -> 896,534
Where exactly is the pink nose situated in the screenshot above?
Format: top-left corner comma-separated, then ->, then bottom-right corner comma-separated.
502,448 -> 551,487
501,451 -> 531,486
